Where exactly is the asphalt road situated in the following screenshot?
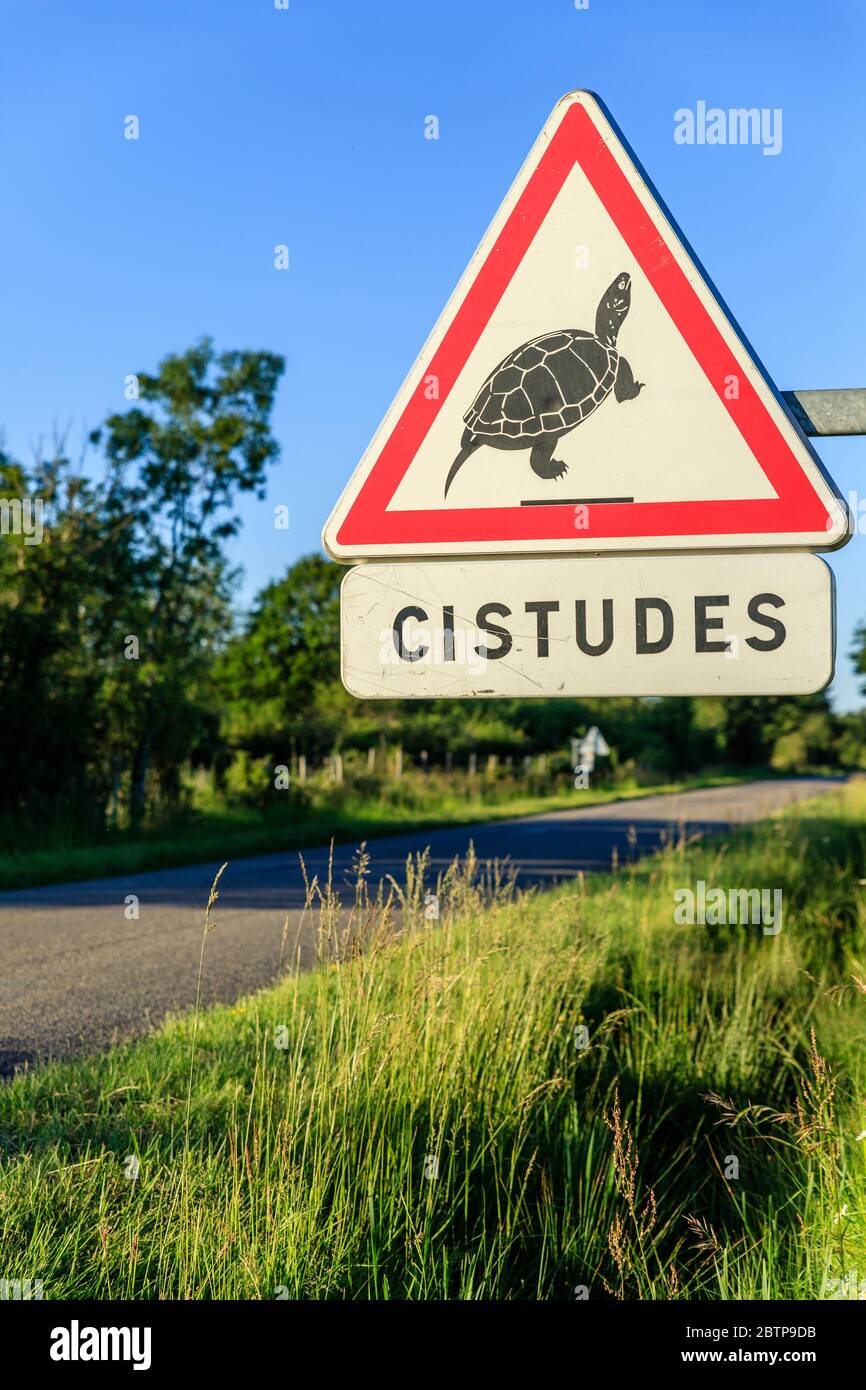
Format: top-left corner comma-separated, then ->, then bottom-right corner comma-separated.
0,778 -> 840,1073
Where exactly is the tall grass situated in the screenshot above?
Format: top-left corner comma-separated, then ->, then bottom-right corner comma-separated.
1,782 -> 865,1299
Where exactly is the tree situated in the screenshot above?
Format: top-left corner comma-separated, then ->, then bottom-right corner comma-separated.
721,694 -> 834,768
0,444 -> 134,830
852,621 -> 866,695
92,339 -> 284,824
216,554 -> 344,760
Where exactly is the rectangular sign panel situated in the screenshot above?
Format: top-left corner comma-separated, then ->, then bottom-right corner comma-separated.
340,552 -> 834,699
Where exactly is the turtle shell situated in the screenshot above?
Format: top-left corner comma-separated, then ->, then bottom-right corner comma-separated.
465,330 -> 617,439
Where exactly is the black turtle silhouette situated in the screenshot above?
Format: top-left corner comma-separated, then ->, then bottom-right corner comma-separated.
444,271 -> 644,498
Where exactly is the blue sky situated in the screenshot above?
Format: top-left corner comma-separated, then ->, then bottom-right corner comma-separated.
2,0 -> 864,707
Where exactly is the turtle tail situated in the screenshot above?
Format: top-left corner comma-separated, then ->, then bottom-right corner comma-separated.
444,433 -> 477,498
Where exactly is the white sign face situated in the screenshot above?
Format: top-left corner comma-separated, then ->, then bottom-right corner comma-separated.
323,90 -> 847,562
340,553 -> 834,699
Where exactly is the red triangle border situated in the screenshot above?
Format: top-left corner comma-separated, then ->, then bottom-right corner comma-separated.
337,101 -> 831,548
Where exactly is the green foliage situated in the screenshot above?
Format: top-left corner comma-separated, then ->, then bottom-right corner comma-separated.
0,341 -> 284,834
215,554 -> 344,756
0,447 -> 127,831
92,338 -> 284,825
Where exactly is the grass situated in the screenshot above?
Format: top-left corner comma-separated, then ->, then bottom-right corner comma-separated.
2,780 -> 866,1299
0,768 -> 758,891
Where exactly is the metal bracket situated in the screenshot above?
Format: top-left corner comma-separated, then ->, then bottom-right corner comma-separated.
783,388 -> 866,437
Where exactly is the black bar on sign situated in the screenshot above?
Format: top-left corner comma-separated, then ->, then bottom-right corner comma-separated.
519,496 -> 634,507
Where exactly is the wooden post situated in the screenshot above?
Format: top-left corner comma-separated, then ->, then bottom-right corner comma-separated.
298,754 -> 307,783
394,745 -> 403,779
468,752 -> 477,777
367,746 -> 376,772
486,753 -> 497,779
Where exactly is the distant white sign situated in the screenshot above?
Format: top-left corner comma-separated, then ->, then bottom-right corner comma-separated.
580,726 -> 610,758
574,726 -> 610,774
340,553 -> 834,699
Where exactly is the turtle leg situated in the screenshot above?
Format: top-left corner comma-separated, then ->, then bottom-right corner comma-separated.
614,356 -> 644,403
529,436 -> 568,481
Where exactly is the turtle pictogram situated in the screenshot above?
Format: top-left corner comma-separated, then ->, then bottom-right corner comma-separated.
444,271 -> 644,498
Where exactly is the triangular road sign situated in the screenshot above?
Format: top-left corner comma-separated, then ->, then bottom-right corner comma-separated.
324,90 -> 848,561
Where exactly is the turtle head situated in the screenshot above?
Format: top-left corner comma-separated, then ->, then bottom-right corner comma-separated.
596,272 -> 632,347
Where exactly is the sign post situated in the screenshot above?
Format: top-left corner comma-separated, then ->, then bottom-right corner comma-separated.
324,90 -> 857,701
